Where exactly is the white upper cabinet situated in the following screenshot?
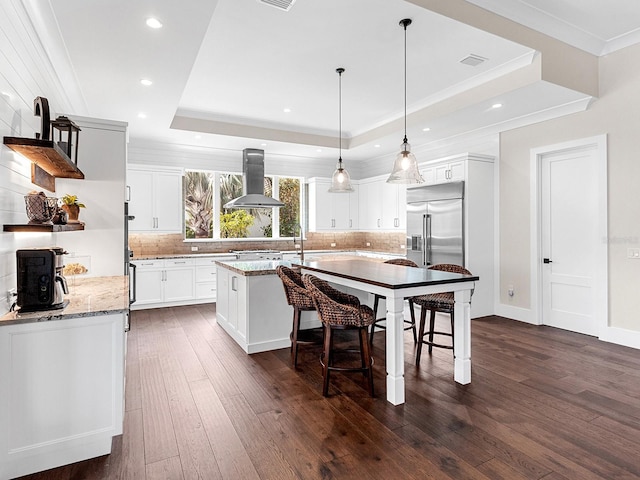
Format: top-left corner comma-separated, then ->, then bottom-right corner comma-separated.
308,178 -> 359,231
424,158 -> 466,185
128,166 -> 183,233
358,177 -> 406,231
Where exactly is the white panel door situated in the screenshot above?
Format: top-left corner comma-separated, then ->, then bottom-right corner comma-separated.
541,146 -> 598,335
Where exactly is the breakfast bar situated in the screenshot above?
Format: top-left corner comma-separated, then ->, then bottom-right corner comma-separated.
298,259 -> 478,405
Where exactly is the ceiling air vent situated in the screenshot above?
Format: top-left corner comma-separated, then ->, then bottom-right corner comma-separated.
460,54 -> 488,67
258,0 -> 297,11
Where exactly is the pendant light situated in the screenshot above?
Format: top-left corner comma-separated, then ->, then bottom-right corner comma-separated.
387,18 -> 424,184
329,67 -> 354,192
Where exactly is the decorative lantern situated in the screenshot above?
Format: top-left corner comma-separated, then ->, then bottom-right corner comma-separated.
51,115 -> 81,166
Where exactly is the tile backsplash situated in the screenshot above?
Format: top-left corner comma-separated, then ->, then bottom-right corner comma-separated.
129,231 -> 406,257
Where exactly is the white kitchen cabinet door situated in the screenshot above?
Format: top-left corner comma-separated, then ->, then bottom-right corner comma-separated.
0,314 -> 125,479
382,182 -> 398,229
359,181 -> 382,230
154,172 -> 183,232
127,170 -> 154,231
433,160 -> 466,184
134,267 -> 163,305
348,184 -> 359,229
308,178 -> 358,231
216,267 -> 229,321
128,167 -> 183,233
164,267 -> 195,303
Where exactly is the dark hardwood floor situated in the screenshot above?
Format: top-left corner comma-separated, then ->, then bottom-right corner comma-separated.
17,304 -> 640,479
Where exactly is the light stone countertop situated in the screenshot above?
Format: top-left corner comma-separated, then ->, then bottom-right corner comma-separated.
133,249 -> 403,261
215,255 -> 391,277
0,276 -> 129,326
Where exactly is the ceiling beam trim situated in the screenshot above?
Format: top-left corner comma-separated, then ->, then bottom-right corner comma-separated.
406,0 -> 599,97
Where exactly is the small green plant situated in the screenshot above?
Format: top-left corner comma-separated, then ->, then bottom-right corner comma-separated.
61,194 -> 86,208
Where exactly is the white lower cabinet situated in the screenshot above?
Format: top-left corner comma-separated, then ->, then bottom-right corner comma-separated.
0,313 -> 125,479
131,258 -> 194,309
215,265 -> 312,353
131,256 -> 236,309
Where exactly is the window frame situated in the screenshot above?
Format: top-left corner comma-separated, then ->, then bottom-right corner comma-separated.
184,169 -> 304,241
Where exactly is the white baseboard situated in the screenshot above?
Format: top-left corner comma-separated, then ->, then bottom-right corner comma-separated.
599,326 -> 640,350
493,303 -> 538,325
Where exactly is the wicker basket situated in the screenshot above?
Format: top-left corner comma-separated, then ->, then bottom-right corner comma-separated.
24,195 -> 58,224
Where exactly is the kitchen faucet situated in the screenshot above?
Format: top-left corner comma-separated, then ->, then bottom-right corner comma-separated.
293,224 -> 304,262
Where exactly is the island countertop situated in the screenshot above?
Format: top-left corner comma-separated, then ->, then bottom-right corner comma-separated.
0,276 -> 129,326
214,254 -> 395,276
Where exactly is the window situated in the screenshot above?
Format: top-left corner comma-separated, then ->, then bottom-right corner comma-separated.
184,171 -> 214,239
184,170 -> 302,240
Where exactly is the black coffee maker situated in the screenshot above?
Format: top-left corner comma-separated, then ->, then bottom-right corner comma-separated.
16,247 -> 69,312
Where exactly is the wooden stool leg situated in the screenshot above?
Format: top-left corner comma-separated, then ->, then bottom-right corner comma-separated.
409,299 -> 417,344
291,307 -> 300,367
359,327 -> 374,397
370,294 -> 380,344
322,326 -> 333,397
428,310 -> 436,354
416,306 -> 427,365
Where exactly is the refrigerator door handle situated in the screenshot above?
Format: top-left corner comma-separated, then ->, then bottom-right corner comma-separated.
425,213 -> 432,266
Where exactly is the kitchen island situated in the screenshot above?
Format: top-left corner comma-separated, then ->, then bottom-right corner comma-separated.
0,276 -> 128,479
215,260 -> 321,354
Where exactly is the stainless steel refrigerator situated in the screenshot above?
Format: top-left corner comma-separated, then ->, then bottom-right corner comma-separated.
406,181 -> 464,268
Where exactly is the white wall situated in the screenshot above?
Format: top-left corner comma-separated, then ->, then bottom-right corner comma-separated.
498,43 -> 640,345
0,1 -> 125,314
0,0 -> 81,313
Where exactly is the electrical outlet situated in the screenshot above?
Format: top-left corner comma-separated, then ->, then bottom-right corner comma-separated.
330,242 -> 336,247
6,288 -> 16,304
191,246 -> 198,252
400,244 -> 405,249
628,248 -> 640,259
508,285 -> 514,297
366,242 -> 371,247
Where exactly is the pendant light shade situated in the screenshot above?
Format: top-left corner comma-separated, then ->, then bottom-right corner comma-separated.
387,18 -> 424,184
329,67 -> 354,193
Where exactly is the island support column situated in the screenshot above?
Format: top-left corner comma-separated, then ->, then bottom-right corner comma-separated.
453,288 -> 472,384
384,293 -> 406,405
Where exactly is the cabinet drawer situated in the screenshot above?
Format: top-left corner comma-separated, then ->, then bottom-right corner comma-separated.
132,260 -> 163,269
196,282 -> 217,299
165,258 -> 194,267
195,256 -> 219,266
196,266 -> 217,282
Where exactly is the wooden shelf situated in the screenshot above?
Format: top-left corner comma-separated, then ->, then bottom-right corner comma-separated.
3,137 -> 84,179
3,223 -> 85,233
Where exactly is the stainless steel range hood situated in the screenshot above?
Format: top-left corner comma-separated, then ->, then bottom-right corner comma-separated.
223,148 -> 284,209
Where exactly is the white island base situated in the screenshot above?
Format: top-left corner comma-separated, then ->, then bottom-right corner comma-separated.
215,262 -> 322,354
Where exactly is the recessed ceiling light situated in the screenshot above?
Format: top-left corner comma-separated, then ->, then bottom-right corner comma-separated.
492,103 -> 503,109
422,127 -> 431,132
194,135 -> 201,139
146,18 -> 163,29
374,144 -> 381,148
283,108 -> 291,113
140,79 -> 153,86
316,149 -> 322,153
138,113 -> 147,119
261,143 -> 267,147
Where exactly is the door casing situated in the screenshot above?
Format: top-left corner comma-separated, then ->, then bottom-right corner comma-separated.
529,134 -> 608,335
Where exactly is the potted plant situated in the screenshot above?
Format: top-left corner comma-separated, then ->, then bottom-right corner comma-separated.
60,194 -> 86,223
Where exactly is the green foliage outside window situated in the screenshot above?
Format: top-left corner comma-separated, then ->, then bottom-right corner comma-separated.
220,210 -> 254,238
279,178 -> 300,237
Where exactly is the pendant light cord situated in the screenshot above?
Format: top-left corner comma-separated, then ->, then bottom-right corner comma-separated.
400,19 -> 411,144
403,22 -> 407,143
337,67 -> 344,163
